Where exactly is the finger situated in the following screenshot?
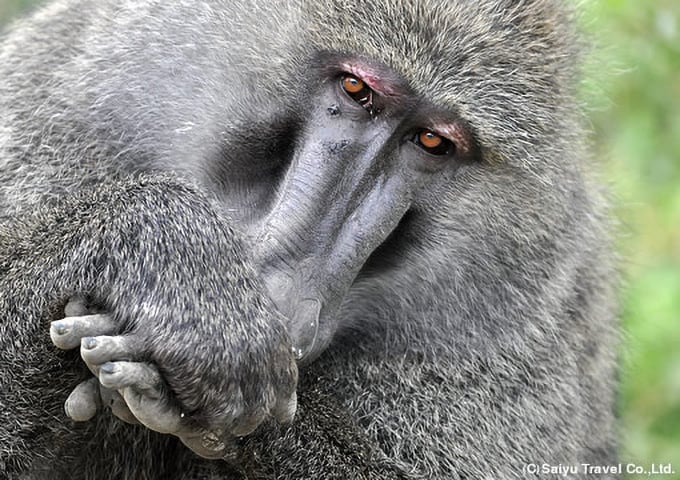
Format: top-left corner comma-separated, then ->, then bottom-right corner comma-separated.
179,429 -> 232,460
64,296 -> 89,317
271,357 -> 298,424
271,390 -> 297,425
64,378 -> 101,421
81,335 -> 139,368
121,385 -> 184,434
98,361 -> 162,392
50,314 -> 116,350
97,361 -> 179,434
99,387 -> 139,425
231,407 -> 267,437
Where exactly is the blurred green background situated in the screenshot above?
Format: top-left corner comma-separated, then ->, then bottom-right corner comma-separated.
1,0 -> 678,477
580,1 -> 680,476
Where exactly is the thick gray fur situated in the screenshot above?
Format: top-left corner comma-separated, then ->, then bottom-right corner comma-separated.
0,0 -> 619,479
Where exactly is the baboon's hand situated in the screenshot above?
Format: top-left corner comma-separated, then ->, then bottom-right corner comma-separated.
51,296 -> 298,459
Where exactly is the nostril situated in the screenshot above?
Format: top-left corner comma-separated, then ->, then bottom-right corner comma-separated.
261,270 -> 321,361
289,298 -> 321,361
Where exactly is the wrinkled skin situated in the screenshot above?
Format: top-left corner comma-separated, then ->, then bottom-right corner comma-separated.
0,0 -> 619,479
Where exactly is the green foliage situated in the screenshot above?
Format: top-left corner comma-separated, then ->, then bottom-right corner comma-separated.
1,0 -> 678,476
580,0 -> 680,476
0,0 -> 41,24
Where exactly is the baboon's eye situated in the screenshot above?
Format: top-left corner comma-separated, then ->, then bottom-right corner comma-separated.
341,74 -> 373,110
413,130 -> 455,156
342,75 -> 365,94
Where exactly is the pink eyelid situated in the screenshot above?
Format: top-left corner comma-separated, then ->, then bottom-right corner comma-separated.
340,63 -> 470,154
341,63 -> 400,97
430,123 -> 471,154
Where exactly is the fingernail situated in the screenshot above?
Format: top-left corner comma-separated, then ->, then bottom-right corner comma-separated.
201,431 -> 226,452
52,321 -> 68,335
100,362 -> 117,374
82,337 -> 97,350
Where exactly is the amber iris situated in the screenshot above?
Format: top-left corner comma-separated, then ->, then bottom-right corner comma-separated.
419,130 -> 443,149
342,75 -> 365,94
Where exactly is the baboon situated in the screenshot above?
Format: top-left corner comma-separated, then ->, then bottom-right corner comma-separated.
0,0 -> 619,478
